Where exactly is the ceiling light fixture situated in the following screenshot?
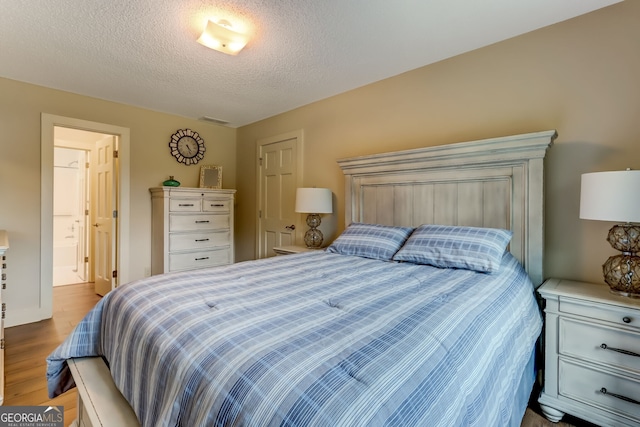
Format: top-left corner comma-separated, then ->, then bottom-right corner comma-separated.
197,19 -> 249,55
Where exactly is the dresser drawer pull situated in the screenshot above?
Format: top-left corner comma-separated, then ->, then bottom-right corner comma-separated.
600,388 -> 640,405
195,220 -> 210,224
210,204 -> 225,207
178,203 -> 194,207
623,316 -> 632,323
600,343 -> 640,358
195,257 -> 210,261
195,238 -> 210,242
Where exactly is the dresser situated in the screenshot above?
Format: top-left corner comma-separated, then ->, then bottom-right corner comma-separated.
538,278 -> 640,426
150,188 -> 235,275
0,230 -> 8,405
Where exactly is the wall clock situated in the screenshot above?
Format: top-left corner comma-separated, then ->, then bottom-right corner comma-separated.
169,129 -> 206,165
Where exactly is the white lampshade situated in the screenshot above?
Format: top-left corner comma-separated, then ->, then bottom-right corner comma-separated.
295,188 -> 332,214
580,170 -> 640,223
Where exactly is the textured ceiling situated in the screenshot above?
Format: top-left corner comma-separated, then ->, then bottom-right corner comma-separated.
0,0 -> 621,127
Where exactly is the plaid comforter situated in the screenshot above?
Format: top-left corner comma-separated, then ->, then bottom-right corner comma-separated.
47,251 -> 541,426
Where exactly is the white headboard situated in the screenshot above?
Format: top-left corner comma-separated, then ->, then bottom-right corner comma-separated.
336,130 -> 556,286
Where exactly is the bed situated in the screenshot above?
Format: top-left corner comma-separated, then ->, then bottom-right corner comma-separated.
46,130 -> 556,427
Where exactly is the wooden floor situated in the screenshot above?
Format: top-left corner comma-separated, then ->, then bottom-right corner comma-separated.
4,282 -> 101,426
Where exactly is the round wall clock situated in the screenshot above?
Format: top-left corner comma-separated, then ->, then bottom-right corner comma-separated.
169,129 -> 206,165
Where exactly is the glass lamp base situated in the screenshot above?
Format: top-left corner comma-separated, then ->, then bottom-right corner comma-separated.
609,290 -> 640,299
603,254 -> 640,297
304,228 -> 324,248
304,213 -> 324,248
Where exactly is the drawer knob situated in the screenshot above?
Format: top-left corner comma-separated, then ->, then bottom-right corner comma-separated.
195,238 -> 210,242
195,257 -> 210,261
179,203 -> 194,207
195,220 -> 210,224
623,316 -> 632,323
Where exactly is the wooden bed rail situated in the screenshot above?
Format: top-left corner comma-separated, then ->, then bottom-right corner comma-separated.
67,357 -> 140,427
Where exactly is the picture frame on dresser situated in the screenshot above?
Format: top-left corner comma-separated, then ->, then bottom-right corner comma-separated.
199,165 -> 222,189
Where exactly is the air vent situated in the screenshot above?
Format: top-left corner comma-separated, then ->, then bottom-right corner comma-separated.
199,116 -> 229,126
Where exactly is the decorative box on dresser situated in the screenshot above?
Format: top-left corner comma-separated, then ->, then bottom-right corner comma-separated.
150,187 -> 235,275
538,278 -> 640,427
0,230 -> 8,405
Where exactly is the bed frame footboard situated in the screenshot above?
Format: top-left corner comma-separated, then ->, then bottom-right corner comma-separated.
67,357 -> 140,427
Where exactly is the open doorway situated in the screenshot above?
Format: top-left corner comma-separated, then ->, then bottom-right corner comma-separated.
39,114 -> 131,322
53,128 -> 117,297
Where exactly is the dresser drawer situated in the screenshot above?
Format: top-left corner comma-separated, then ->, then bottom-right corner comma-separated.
559,359 -> 640,422
169,248 -> 231,271
560,318 -> 640,373
169,214 -> 229,231
169,231 -> 230,251
560,298 -> 640,329
169,198 -> 202,212
202,199 -> 230,213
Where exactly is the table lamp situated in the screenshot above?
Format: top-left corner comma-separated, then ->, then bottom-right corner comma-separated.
295,188 -> 332,248
580,169 -> 640,297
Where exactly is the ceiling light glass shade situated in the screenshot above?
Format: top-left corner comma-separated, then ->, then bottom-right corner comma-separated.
580,170 -> 640,297
295,188 -> 332,248
197,20 -> 249,55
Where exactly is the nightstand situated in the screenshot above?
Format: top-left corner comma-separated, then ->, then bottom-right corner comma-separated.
272,245 -> 323,256
538,278 -> 640,427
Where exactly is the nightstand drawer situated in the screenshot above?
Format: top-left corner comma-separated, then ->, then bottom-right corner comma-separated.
559,359 -> 640,422
169,231 -> 230,251
169,248 -> 231,271
560,318 -> 640,373
560,298 -> 640,329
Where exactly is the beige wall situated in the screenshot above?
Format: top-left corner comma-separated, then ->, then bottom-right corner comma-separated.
0,78 -> 236,325
236,1 -> 640,286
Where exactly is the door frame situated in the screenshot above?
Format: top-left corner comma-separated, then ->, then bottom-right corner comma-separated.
255,129 -> 304,259
41,114 -> 130,319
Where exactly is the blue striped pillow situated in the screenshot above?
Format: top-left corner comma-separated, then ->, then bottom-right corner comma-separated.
326,223 -> 414,261
392,224 -> 513,273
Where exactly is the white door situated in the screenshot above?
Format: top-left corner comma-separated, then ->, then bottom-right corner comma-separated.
257,134 -> 301,258
92,136 -> 117,296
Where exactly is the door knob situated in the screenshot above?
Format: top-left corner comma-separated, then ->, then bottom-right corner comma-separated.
93,223 -> 99,227
285,224 -> 296,231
